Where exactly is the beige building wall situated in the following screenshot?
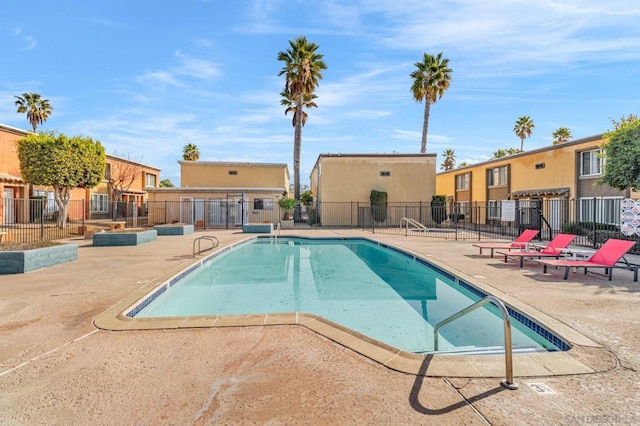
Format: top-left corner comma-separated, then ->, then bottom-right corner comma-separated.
181,161 -> 289,193
309,154 -> 437,226
147,161 -> 290,227
436,134 -> 632,226
436,134 -> 630,203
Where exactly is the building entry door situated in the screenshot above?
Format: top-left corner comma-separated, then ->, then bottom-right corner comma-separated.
3,188 -> 15,224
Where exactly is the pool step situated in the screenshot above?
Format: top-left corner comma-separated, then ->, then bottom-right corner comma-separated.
419,345 -> 545,355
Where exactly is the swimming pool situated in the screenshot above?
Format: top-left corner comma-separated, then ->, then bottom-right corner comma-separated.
129,237 -> 569,354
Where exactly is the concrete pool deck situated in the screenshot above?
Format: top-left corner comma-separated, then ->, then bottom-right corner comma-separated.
1,229 -> 639,424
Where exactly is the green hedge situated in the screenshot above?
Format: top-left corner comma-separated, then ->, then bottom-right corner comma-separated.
370,190 -> 388,222
586,230 -> 640,252
561,221 -> 619,235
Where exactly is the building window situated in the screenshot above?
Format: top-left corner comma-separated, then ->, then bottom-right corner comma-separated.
145,173 -> 157,187
253,198 -> 273,210
104,164 -> 111,180
487,166 -> 508,187
579,197 -> 622,225
455,173 -> 470,190
91,194 -> 108,212
487,200 -> 500,219
579,149 -> 603,177
380,171 -> 391,177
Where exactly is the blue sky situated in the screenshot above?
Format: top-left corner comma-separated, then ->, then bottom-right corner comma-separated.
1,1 -> 639,186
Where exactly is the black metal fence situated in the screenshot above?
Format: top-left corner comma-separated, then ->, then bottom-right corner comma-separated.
2,197 -> 639,254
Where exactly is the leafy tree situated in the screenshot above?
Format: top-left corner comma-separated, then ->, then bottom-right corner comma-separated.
299,189 -> 313,205
492,148 -> 521,158
159,179 -> 174,187
513,116 -> 534,151
182,143 -> 200,161
17,132 -> 105,228
493,149 -> 507,158
440,148 -> 456,170
278,36 -> 327,217
552,127 -> 572,145
410,52 -> 452,153
14,92 -> 53,132
610,114 -> 639,130
601,117 -> 640,191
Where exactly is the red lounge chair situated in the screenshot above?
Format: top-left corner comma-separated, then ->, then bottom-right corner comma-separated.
537,239 -> 638,281
472,229 -> 540,258
496,233 -> 577,267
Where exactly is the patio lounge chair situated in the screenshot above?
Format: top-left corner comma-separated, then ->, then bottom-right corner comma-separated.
496,233 -> 577,267
536,238 -> 638,281
472,229 -> 540,258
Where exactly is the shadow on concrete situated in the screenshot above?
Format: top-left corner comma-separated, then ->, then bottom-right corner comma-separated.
409,354 -> 507,416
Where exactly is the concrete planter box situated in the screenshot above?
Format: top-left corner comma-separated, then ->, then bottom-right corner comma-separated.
154,224 -> 194,235
280,219 -> 294,229
242,223 -> 273,233
0,243 -> 78,274
93,230 -> 157,246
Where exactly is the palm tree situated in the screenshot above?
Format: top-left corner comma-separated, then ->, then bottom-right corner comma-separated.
552,127 -> 572,145
182,143 -> 200,161
440,148 -> 456,170
513,116 -> 534,151
458,161 -> 470,168
277,36 -> 327,212
410,52 -> 452,153
14,92 -> 53,132
280,89 -> 317,127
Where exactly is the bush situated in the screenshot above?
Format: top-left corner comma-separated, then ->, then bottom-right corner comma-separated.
370,190 -> 388,222
431,195 -> 447,224
587,230 -> 640,252
562,221 -> 619,236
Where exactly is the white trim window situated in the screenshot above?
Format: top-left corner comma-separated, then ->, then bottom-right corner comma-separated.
455,173 -> 470,190
253,198 -> 274,210
487,166 -> 507,187
579,149 -> 603,177
487,200 -> 500,219
91,194 -> 109,213
579,197 -> 622,225
145,173 -> 157,187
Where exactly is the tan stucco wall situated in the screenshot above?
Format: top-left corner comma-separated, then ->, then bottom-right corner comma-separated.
309,154 -> 436,226
180,162 -> 289,193
311,154 -> 436,203
436,135 -> 613,203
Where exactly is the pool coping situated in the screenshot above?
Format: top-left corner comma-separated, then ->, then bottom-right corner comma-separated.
93,234 -> 608,379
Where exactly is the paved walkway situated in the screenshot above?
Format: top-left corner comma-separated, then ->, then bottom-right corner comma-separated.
1,229 -> 639,425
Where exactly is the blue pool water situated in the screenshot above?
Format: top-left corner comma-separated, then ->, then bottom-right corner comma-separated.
131,237 -> 568,354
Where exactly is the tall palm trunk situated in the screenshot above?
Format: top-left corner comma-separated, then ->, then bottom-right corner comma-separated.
293,94 -> 304,221
420,101 -> 432,153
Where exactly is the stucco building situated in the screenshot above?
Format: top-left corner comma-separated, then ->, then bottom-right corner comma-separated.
146,161 -> 290,227
435,134 -> 638,231
309,153 -> 437,226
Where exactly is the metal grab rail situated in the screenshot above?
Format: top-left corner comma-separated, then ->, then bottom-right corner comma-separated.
273,222 -> 281,239
400,217 -> 427,236
193,236 -> 219,258
433,295 -> 518,390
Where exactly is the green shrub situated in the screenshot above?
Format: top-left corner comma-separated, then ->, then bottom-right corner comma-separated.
431,195 -> 447,224
370,190 -> 388,222
587,230 -> 640,252
562,221 -> 619,236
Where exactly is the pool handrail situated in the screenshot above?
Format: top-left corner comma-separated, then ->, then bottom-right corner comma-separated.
400,217 -> 427,236
433,295 -> 518,390
193,235 -> 219,258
